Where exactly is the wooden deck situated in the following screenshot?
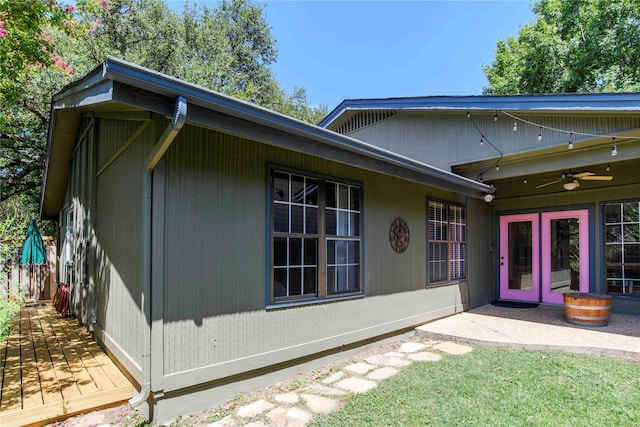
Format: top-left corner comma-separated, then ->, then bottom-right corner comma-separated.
0,302 -> 132,427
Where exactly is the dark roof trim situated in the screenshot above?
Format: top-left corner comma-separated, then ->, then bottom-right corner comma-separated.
319,93 -> 640,128
43,57 -> 494,217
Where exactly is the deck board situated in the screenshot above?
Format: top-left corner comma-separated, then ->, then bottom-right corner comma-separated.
0,303 -> 132,427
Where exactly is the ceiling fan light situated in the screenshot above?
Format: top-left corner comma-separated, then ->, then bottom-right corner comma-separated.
563,181 -> 579,191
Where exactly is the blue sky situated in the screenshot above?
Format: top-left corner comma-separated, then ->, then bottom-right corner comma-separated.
165,1 -> 536,108
262,1 -> 535,108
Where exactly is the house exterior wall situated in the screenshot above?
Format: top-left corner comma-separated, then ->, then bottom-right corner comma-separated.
150,123 -> 493,395
59,117 -> 95,325
90,116 -> 156,383
345,111 -> 640,171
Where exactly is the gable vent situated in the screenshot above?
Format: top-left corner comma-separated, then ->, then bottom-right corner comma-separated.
334,110 -> 396,135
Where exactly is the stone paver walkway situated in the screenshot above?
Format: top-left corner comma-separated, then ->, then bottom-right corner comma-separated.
204,336 -> 473,427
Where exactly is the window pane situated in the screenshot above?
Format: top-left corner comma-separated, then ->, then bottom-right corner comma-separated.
605,203 -> 621,223
607,265 -> 622,278
338,184 -> 348,209
304,267 -> 317,294
274,203 -> 289,233
274,237 -> 287,266
291,205 -> 304,233
624,244 -> 640,264
336,240 -> 347,263
349,212 -> 360,236
289,268 -> 302,295
606,244 -> 622,263
348,241 -> 360,264
606,225 -> 622,243
348,265 -> 360,291
326,183 -> 336,208
306,179 -> 318,205
624,224 -> 639,242
273,172 -> 290,202
625,265 -> 640,280
326,239 -> 336,265
350,187 -> 360,211
326,210 -> 336,235
274,268 -> 287,297
291,174 -> 305,203
289,238 -> 302,265
338,211 -> 348,236
623,202 -> 640,223
304,238 -> 317,265
306,207 -> 318,234
336,266 -> 348,292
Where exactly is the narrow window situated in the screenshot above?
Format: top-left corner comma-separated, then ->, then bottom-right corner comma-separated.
604,201 -> 640,296
428,200 -> 466,284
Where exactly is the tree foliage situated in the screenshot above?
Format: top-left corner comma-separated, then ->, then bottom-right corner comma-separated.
0,0 -> 327,262
0,0 -> 327,209
484,0 -> 640,94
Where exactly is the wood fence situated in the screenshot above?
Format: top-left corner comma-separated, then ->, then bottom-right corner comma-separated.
1,237 -> 57,301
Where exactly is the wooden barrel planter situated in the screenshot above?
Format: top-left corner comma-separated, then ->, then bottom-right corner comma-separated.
563,292 -> 612,327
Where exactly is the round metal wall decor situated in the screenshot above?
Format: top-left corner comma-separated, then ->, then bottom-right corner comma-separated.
389,218 -> 410,253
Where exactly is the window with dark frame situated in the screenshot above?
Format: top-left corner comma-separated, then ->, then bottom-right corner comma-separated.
427,200 -> 466,284
271,169 -> 362,303
604,201 -> 640,297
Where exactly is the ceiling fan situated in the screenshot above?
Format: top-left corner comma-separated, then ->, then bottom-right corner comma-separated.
536,170 -> 613,191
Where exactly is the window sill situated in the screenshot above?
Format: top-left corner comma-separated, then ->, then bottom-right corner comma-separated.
425,281 -> 465,289
266,293 -> 365,311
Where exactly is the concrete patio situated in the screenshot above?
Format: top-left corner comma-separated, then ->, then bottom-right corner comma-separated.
416,303 -> 640,362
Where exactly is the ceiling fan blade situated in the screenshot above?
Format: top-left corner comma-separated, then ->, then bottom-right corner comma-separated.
580,175 -> 613,181
536,179 -> 564,189
573,172 -> 595,178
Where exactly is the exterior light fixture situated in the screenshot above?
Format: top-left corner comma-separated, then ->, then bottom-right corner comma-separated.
484,194 -> 495,202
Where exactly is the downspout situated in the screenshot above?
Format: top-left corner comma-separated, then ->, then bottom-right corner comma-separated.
130,96 -> 187,410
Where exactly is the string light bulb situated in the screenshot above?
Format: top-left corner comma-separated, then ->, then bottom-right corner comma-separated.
606,163 -> 611,172
524,177 -> 528,184
512,121 -> 517,131
494,113 -> 498,122
568,133 -> 574,149
537,127 -> 542,141
496,163 -> 500,171
480,137 -> 484,146
466,111 -> 471,119
479,175 -> 483,183
611,144 -> 617,156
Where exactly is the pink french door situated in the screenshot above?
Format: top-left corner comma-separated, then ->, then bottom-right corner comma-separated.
499,210 -> 589,304
541,210 -> 589,304
500,214 -> 540,302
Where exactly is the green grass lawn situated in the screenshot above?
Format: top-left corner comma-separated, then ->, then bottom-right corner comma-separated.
309,346 -> 640,427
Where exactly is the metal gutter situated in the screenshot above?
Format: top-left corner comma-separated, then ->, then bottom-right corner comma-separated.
95,56 -> 493,198
129,96 -> 187,413
318,93 -> 640,128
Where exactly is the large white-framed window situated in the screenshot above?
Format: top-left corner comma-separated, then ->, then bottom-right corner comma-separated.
604,200 -> 640,297
427,200 -> 466,284
270,167 -> 362,304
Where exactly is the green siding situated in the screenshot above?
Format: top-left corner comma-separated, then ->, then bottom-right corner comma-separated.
157,124 -> 490,380
93,117 -> 155,374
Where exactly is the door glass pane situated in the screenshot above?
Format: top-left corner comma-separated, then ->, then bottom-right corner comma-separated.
549,218 -> 580,294
508,221 -> 533,290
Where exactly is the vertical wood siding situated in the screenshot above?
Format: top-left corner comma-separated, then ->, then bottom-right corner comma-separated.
349,112 -> 640,169
93,118 -> 154,368
158,124 -> 489,377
